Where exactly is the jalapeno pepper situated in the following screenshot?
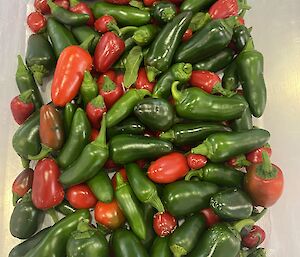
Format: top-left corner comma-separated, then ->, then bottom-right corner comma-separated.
80,71 -> 98,108
232,25 -> 251,52
141,204 -> 156,249
222,59 -> 240,91
145,12 -> 193,82
180,0 -> 216,13
108,117 -> 146,138
191,129 -> 270,162
151,237 -> 172,257
152,2 -> 177,24
55,200 -> 76,216
132,24 -> 159,46
25,34 -> 56,85
63,102 -> 76,136
69,0 -> 95,26
71,26 -> 100,54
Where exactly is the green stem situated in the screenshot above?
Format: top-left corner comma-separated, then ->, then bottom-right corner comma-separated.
107,22 -> 122,37
47,208 -> 59,223
12,192 -> 21,206
243,38 -> 255,52
146,66 -> 160,82
212,83 -> 236,97
159,130 -> 175,142
191,143 -> 209,156
136,88 -> 151,98
94,113 -> 107,145
21,157 -> 30,169
147,192 -> 165,213
16,55 -> 28,77
171,81 -> 182,102
80,35 -> 95,52
19,90 -> 33,104
28,145 -> 52,160
119,26 -> 138,38
115,172 -> 126,190
261,151 -> 272,172
185,169 -> 202,181
233,219 -> 255,233
77,219 -> 92,232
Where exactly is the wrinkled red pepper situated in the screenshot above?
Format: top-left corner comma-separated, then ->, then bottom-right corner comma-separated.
135,67 -> 155,93
86,95 -> 107,129
70,0 -> 95,26
153,212 -> 177,237
12,168 -> 34,205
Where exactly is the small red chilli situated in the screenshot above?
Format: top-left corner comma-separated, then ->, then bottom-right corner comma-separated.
27,12 -> 47,33
200,208 -> 220,228
187,154 -> 207,170
94,15 -> 119,34
153,212 -> 177,237
86,95 -> 107,129
242,225 -> 266,248
182,28 -> 193,42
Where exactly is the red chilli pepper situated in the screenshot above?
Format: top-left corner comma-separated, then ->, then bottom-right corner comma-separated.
90,128 -> 99,142
10,90 -> 35,125
227,154 -> 251,168
187,154 -> 207,170
70,1 -> 95,26
86,95 -> 107,129
104,0 -> 130,4
200,208 -> 220,228
246,145 -> 272,164
51,45 -> 93,107
237,16 -> 245,25
169,0 -> 184,5
182,28 -> 193,42
143,0 -> 159,7
135,68 -> 155,93
27,12 -> 47,33
94,32 -> 125,73
12,168 -> 34,205
136,159 -> 147,169
66,183 -> 97,209
54,0 -> 70,9
147,152 -> 189,184
190,70 -> 235,97
208,0 -> 238,19
153,212 -> 177,237
34,0 -> 51,14
104,159 -> 120,170
112,168 -> 127,189
242,225 -> 266,248
32,158 -> 65,210
94,15 -> 120,34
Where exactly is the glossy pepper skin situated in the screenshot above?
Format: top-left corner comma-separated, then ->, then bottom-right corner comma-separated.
222,59 -> 239,91
71,26 -> 100,54
160,122 -> 231,146
154,212 -> 178,237
136,67 -> 156,93
63,102 -> 76,136
246,145 -> 272,164
25,34 -> 56,85
112,229 -> 149,257
163,181 -> 219,217
152,2 -> 177,24
115,172 -> 147,240
174,19 -> 233,64
69,0 -> 95,26
141,204 -> 156,249
57,108 -> 91,169
12,168 -> 34,205
67,184 -> 97,209
108,117 -> 146,138
24,210 -> 90,257
242,225 -> 265,249
80,71 -> 99,108
151,237 -> 172,257
185,163 -> 244,187
86,95 -> 107,129
145,12 -> 193,81
180,0 -> 216,13
187,154 -> 207,170
60,115 -> 109,187
233,25 -> 251,52
92,2 -> 151,26
55,200 -> 76,216
191,129 -> 270,162
133,24 -> 159,46
110,134 -> 173,164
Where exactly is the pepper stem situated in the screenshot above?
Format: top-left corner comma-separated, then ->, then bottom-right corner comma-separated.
191,143 -> 209,156
90,95 -> 105,108
146,66 -> 161,82
212,83 -> 236,97
159,130 -> 175,142
94,113 -> 106,146
21,157 -> 30,169
185,169 -> 202,181
107,22 -> 122,37
47,208 -> 59,223
170,244 -> 187,257
16,55 -> 28,77
233,219 -> 255,233
19,90 -> 33,104
161,7 -> 176,22
243,38 -> 255,52
102,76 -> 117,92
30,64 -> 47,85
12,192 -> 21,206
28,145 -> 52,160
119,26 -> 138,38
147,192 -> 165,213
171,81 -> 182,102
77,219 -> 92,232
261,151 -> 272,172
80,35 -> 95,52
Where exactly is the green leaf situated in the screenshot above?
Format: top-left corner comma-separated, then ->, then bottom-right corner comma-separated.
124,46 -> 143,89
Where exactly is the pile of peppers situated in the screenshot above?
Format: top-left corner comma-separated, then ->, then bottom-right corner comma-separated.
9,0 -> 284,256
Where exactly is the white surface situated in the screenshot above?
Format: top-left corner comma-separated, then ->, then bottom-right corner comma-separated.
0,0 -> 299,256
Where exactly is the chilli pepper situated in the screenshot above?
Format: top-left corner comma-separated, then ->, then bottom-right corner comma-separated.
148,152 -> 189,184
192,129 -> 270,162
126,163 -> 165,212
80,71 -> 98,108
153,212 -> 177,237
144,0 -> 157,6
152,2 -> 177,24
90,128 -> 99,141
163,181 -> 219,217
34,0 -> 50,14
244,152 -> 284,207
86,95 -> 107,129
180,0 -> 216,13
160,122 -> 231,146
108,117 -> 146,138
141,204 -> 156,249
24,210 -> 90,257
66,219 -> 109,257
112,168 -> 127,189
210,188 -> 253,220
11,90 -> 35,125
54,0 -> 70,9
152,62 -> 193,99
27,12 -> 47,34
94,15 -> 119,34
174,19 -> 233,64
66,184 -> 97,209
25,34 -> 56,85
188,12 -> 211,32
242,225 -> 265,249
60,115 -> 108,186
151,237 -> 172,257
112,229 -> 149,257
182,28 -> 193,42
32,158 -> 65,209
92,2 -> 151,26
227,154 -> 251,168
15,56 -> 43,109
247,248 -> 267,257
194,48 -> 235,72
87,171 -> 114,203
55,200 -> 76,216
115,172 -> 147,240
94,32 -> 125,73
110,134 -> 173,164
171,82 -> 246,121
169,214 -> 206,257
136,67 -> 155,92
69,0 -> 95,26
145,12 -> 193,81
57,108 -> 91,169
10,193 -> 44,239
12,168 -> 34,205
232,25 -> 251,52
222,59 -> 240,91
132,24 -> 159,46
187,154 -> 207,170
200,208 -> 220,227
71,26 -> 100,54
51,37 -> 93,107
185,163 -> 245,187
246,145 -> 272,164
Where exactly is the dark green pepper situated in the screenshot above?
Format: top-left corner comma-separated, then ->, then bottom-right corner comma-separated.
193,48 -> 235,72
87,171 -> 114,203
16,55 -> 43,109
171,82 -> 246,122
24,210 -> 90,257
151,237 -> 172,257
63,102 -> 77,136
174,19 -> 233,64
233,25 -> 251,53
110,134 -> 173,164
92,2 -> 151,26
210,188 -> 253,220
152,2 -> 177,24
191,129 -> 270,162
180,0 -> 217,13
80,71 -> 98,107
108,117 -> 146,138
152,62 -> 192,99
72,26 -> 100,54
145,12 -> 193,81
141,204 -> 156,250
185,163 -> 245,188
222,59 -> 240,91
115,173 -> 147,240
57,108 -> 91,169
162,181 -> 219,217
169,214 -> 206,257
47,17 -> 78,58
55,200 -> 76,216
66,219 -> 109,257
134,98 -> 175,131
112,229 -> 149,257
133,24 -> 159,46
25,34 -> 56,85
60,115 -> 108,187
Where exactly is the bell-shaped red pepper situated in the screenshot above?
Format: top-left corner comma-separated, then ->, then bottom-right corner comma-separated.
209,0 -> 250,20
32,158 -> 65,209
86,95 -> 107,129
135,67 -> 155,93
70,0 -> 94,26
94,32 -> 125,73
12,168 -> 34,205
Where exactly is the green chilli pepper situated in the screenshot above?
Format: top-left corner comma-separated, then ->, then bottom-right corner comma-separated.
63,102 -> 77,136
185,163 -> 245,187
115,172 -> 147,240
110,134 -> 173,164
132,24 -> 159,46
55,200 -> 76,216
80,71 -> 98,108
181,0 -> 216,13
152,62 -> 192,99
169,214 -> 206,257
24,210 -> 90,257
71,26 -> 100,54
145,12 -> 193,81
141,204 -> 156,250
233,25 -> 251,53
60,115 -> 108,187
57,108 -> 91,169
25,34 -> 56,85
163,181 -> 219,217
152,2 -> 177,24
151,237 -> 172,257
108,117 -> 146,138
191,129 -> 270,162
222,59 -> 239,91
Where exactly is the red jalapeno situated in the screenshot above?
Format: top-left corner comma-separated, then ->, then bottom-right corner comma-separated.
153,212 -> 177,237
187,154 -> 208,170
